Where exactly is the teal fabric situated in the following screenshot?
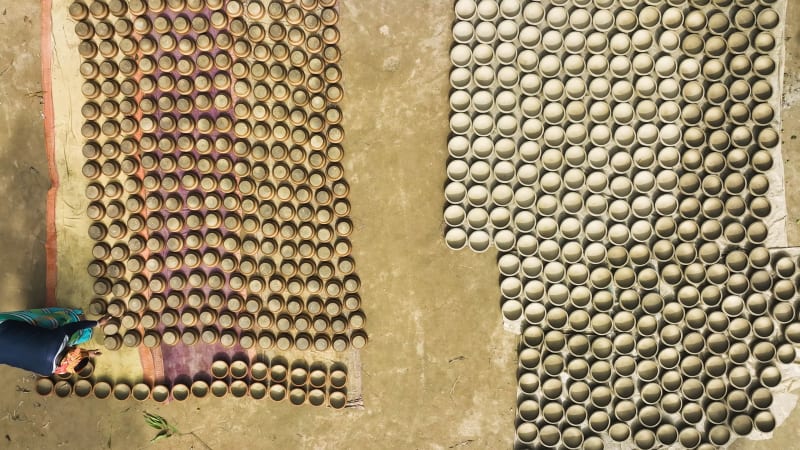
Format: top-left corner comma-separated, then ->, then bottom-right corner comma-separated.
0,308 -> 92,345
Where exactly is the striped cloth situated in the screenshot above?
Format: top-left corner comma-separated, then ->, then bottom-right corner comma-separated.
0,308 -> 92,345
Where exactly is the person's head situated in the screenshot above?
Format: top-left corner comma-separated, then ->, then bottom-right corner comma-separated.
54,347 -> 86,375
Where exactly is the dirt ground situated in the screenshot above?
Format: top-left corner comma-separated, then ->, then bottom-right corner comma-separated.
0,0 -> 800,449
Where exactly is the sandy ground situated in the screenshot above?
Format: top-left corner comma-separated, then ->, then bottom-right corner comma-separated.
0,0 -> 799,449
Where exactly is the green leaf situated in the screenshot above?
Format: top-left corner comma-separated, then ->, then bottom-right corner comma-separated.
144,412 -> 170,431
151,429 -> 170,442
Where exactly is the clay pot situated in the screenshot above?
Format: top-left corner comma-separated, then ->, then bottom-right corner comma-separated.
132,383 -> 151,401
151,385 -> 169,403
171,384 -> 190,401
93,381 -> 112,399
113,383 -> 131,400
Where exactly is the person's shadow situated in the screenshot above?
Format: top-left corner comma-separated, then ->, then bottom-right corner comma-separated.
0,116 -> 50,311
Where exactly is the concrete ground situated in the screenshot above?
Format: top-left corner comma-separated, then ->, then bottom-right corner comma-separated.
0,0 -> 799,449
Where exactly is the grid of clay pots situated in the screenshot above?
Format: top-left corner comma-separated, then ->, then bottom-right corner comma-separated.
35,356 -> 349,406
70,0 -> 366,353
446,0 -> 790,448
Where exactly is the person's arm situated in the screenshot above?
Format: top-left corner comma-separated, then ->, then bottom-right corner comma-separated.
58,320 -> 98,338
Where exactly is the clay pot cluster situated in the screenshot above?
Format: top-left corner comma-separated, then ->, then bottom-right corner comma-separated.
70,0 -> 364,352
206,357 -> 349,406
446,0 -> 789,448
35,360 -> 97,398
35,361 -> 154,401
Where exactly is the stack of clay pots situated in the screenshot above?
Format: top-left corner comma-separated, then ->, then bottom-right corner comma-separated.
447,0 -> 791,447
70,0 -> 365,354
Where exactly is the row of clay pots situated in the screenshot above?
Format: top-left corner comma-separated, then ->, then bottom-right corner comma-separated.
449,115 -> 778,153
83,74 -> 337,108
497,244 -> 775,276
86,220 -> 353,255
445,178 -> 771,223
93,241 -> 357,275
101,324 -> 367,351
517,344 -> 788,385
450,93 -> 776,134
79,110 -> 343,142
36,377 -> 348,407
77,144 -> 345,171
515,312 -> 797,348
86,210 -> 352,245
496,260 -> 780,298
93,290 -> 361,315
518,327 -> 797,363
117,0 -> 338,25
90,267 -> 356,300
506,300 -> 796,337
515,411 -> 776,449
496,261 -> 781,296
446,202 -> 769,239
94,252 -> 331,279
445,183 -> 771,212
90,246 -> 354,277
447,204 -> 770,241
90,262 -> 358,295
78,110 -> 343,143
106,160 -> 346,191
210,359 -> 347,388
84,173 -> 349,203
98,308 -> 367,339
446,218 -> 770,254
451,40 -> 778,83
450,58 -> 775,100
76,28 -> 339,69
74,14 -> 340,48
78,79 -> 341,121
445,182 -> 770,217
450,36 -> 778,74
77,0 -> 339,20
100,299 -> 367,327
77,40 -> 341,75
450,74 -> 778,118
447,134 -> 771,170
78,115 -> 343,145
73,3 -> 338,35
453,22 -> 779,59
454,0 -> 780,28
94,184 -> 351,213
515,384 -> 779,420
92,224 -> 319,256
449,125 -> 774,159
86,186 -> 351,217
451,19 -> 779,54
77,90 -> 339,131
